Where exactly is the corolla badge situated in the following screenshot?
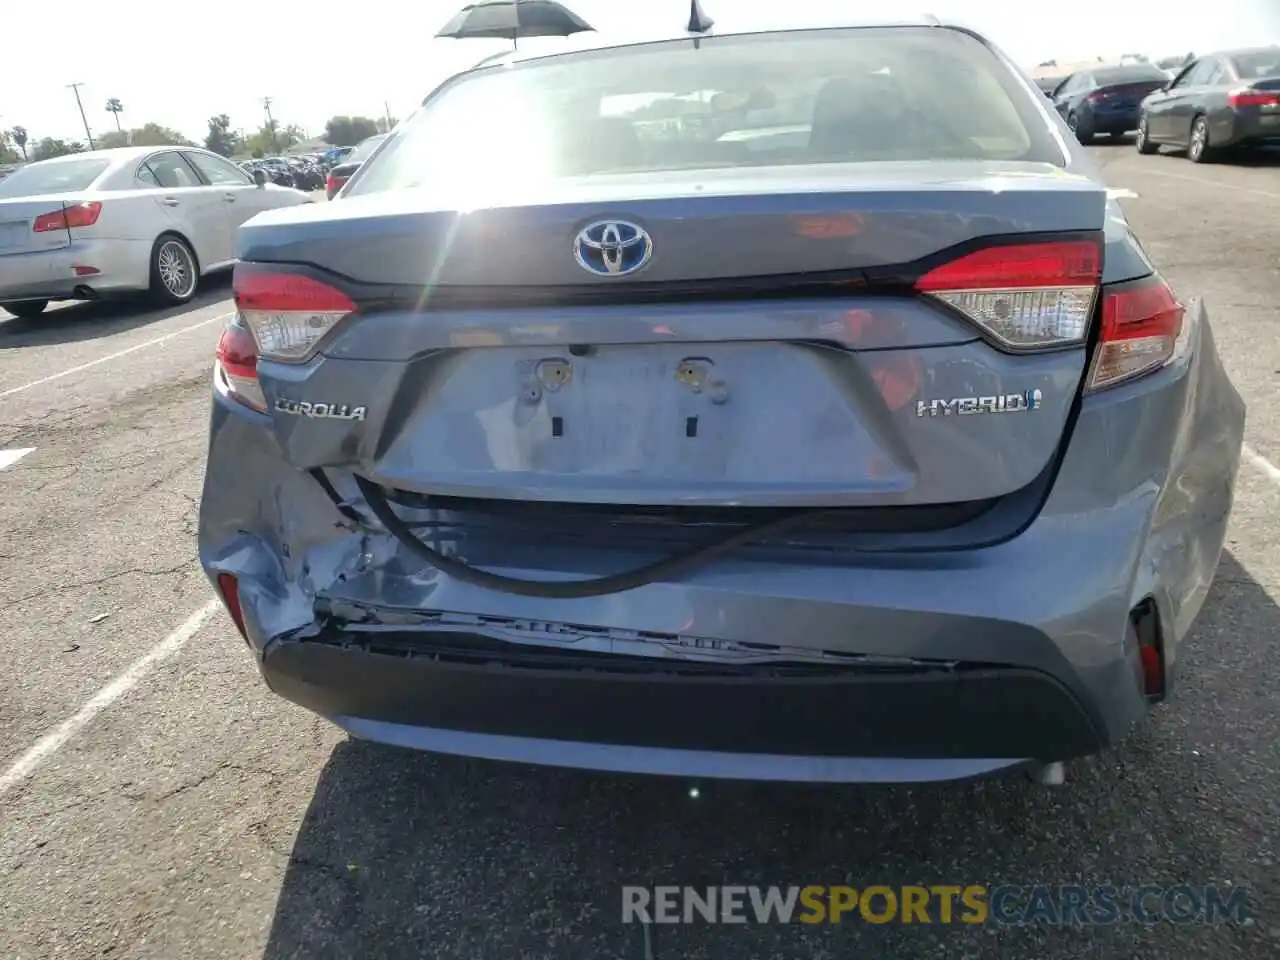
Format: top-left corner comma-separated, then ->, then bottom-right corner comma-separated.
916,389 -> 1043,418
275,397 -> 367,421
574,220 -> 654,277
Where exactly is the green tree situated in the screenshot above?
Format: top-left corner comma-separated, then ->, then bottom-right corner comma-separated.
375,115 -> 399,134
243,121 -> 304,157
96,123 -> 190,149
324,115 -> 379,146
204,114 -> 240,157
0,130 -> 17,164
10,126 -> 29,161
105,98 -> 124,134
32,138 -> 85,161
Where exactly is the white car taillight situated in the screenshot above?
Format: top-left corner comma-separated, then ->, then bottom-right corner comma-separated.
232,263 -> 357,362
1086,275 -> 1185,391
914,240 -> 1102,349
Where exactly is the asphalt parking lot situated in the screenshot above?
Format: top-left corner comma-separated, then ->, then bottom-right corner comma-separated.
1,143 -> 1278,959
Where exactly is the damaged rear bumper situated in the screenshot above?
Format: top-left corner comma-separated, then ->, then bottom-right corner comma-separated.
259,624 -> 1102,782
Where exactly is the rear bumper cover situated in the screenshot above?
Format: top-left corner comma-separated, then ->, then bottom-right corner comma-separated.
0,238 -> 152,301
262,630 -> 1103,780
199,300 -> 1246,782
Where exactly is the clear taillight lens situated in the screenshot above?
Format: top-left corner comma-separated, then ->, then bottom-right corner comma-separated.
1086,275 -> 1184,391
914,239 -> 1102,349
232,262 -> 356,362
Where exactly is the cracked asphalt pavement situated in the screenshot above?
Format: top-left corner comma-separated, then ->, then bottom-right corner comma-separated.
1,144 -> 1279,959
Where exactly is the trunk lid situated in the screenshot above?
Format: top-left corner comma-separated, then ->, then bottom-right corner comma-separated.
242,162 -> 1106,510
0,194 -> 79,255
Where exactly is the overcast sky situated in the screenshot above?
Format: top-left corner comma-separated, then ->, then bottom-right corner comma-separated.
4,0 -> 1278,144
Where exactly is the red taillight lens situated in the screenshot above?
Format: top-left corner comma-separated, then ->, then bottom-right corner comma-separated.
215,317 -> 267,412
1087,275 -> 1184,391
215,573 -> 249,640
232,262 -> 356,362
1229,88 -> 1280,108
32,201 -> 102,233
915,239 -> 1102,348
326,174 -> 348,196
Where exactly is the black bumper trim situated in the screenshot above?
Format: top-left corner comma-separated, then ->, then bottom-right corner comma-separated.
261,633 -> 1106,761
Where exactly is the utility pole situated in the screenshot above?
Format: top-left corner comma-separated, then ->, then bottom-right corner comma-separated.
383,101 -> 394,132
262,97 -> 278,153
68,83 -> 94,149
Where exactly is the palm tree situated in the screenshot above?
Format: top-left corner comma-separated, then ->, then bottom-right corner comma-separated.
105,98 -> 124,134
11,125 -> 28,161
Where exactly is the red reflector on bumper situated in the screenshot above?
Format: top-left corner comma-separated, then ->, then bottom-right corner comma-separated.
216,573 -> 248,639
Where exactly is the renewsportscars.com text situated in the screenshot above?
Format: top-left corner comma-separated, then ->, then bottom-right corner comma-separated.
621,884 -> 1251,926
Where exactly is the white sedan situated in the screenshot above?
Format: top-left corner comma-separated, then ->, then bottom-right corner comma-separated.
0,146 -> 312,319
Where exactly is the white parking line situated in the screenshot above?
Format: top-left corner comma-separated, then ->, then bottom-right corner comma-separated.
0,599 -> 220,800
1243,443 -> 1280,485
0,310 -> 233,401
0,447 -> 35,470
1133,167 -> 1280,200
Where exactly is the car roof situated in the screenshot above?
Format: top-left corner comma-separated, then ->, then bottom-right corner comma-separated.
27,145 -> 193,167
1212,45 -> 1280,61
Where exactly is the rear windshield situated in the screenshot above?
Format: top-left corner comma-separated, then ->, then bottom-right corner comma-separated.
349,27 -> 1061,196
0,158 -> 111,198
347,135 -> 388,164
1232,51 -> 1280,79
1091,65 -> 1169,85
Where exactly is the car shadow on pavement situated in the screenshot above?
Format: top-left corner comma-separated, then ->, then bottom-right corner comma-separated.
0,273 -> 231,349
262,550 -> 1274,960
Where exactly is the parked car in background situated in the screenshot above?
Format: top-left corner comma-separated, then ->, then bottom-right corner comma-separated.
325,133 -> 388,199
202,18 -> 1244,786
0,146 -> 311,318
1137,46 -> 1280,161
1049,62 -> 1171,142
286,157 -> 325,191
258,157 -> 297,188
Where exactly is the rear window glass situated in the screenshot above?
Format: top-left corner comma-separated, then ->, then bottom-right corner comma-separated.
347,135 -> 388,164
0,158 -> 111,198
349,27 -> 1061,196
1091,65 -> 1169,85
1232,51 -> 1280,79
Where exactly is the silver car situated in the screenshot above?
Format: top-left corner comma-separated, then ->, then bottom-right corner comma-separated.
0,146 -> 310,319
199,18 -> 1246,784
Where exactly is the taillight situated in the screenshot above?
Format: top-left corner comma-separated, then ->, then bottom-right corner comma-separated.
32,201 -> 102,233
215,316 -> 267,412
915,239 -> 1101,349
1086,274 -> 1184,391
1228,88 -> 1280,108
232,262 -> 356,362
326,174 -> 348,196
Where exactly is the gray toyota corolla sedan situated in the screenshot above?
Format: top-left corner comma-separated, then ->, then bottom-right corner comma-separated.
199,17 -> 1246,784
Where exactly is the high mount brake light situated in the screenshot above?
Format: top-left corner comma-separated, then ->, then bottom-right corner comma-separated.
1087,274 -> 1184,391
232,263 -> 356,362
32,201 -> 102,233
914,239 -> 1102,349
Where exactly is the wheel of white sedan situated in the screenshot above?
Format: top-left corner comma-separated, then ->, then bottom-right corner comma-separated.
150,235 -> 199,305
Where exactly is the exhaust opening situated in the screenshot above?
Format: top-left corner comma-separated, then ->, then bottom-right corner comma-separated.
1130,597 -> 1165,702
